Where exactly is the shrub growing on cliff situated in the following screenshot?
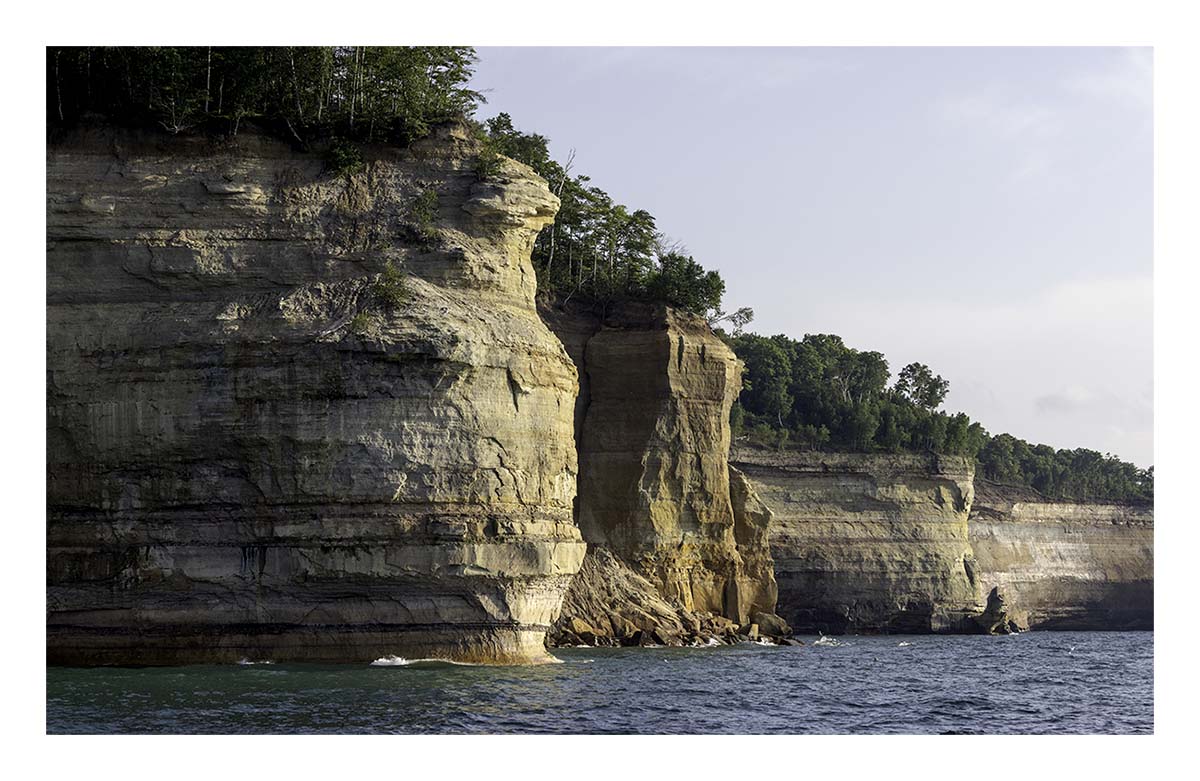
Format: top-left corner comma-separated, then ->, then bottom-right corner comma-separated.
407,189 -> 440,241
373,262 -> 410,309
324,138 -> 364,177
349,311 -> 377,337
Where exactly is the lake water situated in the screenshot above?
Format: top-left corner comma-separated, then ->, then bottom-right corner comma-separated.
46,631 -> 1152,734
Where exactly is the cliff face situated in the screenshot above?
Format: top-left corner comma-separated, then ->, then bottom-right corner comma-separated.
540,301 -> 780,642
969,481 -> 1153,630
730,449 -> 983,633
47,123 -> 585,665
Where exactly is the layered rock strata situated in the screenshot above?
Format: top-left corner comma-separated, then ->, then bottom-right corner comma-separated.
730,449 -> 984,633
47,122 -> 585,665
540,300 -> 784,644
968,481 -> 1153,630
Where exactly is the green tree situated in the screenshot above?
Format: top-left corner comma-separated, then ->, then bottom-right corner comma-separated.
894,362 -> 950,410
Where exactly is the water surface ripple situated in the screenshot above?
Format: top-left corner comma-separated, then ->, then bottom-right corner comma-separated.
46,631 -> 1152,734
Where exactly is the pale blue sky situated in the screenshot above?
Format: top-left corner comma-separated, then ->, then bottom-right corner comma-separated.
471,47 -> 1153,466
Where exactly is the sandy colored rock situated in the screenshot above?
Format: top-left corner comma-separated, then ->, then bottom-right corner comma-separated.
540,298 -> 781,634
548,546 -> 686,646
969,480 -> 1153,630
731,448 -> 984,633
47,122 -> 584,665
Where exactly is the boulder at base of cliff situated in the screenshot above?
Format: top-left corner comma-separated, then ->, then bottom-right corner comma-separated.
549,546 -> 689,646
751,611 -> 792,638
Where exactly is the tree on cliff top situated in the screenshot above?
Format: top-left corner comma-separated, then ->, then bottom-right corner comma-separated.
729,330 -> 1150,503
894,362 -> 950,411
479,112 -> 729,318
49,46 -> 481,144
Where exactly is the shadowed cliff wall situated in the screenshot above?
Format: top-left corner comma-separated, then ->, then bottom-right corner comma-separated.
730,448 -> 984,633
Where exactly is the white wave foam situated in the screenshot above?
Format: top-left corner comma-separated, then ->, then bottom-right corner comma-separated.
898,641 -> 913,647
237,658 -> 274,665
369,655 -> 483,667
813,636 -> 845,647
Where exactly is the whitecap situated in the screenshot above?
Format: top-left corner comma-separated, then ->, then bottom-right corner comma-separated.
813,636 -> 845,647
369,656 -> 484,667
237,658 -> 274,665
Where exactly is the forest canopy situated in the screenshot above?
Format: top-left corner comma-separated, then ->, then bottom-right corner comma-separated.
48,46 -> 481,143
727,330 -> 1153,504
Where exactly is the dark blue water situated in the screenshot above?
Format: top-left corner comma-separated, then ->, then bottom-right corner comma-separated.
46,631 -> 1152,734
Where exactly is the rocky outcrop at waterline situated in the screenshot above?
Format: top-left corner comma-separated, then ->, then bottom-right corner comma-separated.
540,299 -> 787,645
968,481 -> 1153,630
47,122 -> 585,665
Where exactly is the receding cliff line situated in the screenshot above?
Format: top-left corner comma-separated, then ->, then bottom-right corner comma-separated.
47,123 -> 585,665
540,299 -> 785,645
969,480 -> 1153,630
731,447 -> 1153,634
731,449 -> 985,634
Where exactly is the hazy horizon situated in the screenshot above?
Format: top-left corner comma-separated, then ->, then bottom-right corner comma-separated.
471,46 -> 1153,467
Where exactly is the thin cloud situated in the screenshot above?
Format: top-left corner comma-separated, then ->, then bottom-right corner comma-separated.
937,93 -> 1060,138
1065,47 -> 1152,109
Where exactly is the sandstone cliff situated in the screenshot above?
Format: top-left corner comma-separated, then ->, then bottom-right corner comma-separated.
730,449 -> 984,633
47,122 -> 585,665
540,300 -> 782,644
969,481 -> 1153,630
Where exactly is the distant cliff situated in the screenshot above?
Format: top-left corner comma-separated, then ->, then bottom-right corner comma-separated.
730,449 -> 984,633
730,447 -> 1153,633
969,481 -> 1153,630
47,122 -> 585,665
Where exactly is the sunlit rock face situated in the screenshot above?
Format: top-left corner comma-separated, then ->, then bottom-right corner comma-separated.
540,300 -> 780,640
47,122 -> 584,665
730,450 -> 985,634
968,481 -> 1153,630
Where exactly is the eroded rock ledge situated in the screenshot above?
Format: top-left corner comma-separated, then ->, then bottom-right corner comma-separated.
731,447 -> 1153,634
47,123 -> 584,665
